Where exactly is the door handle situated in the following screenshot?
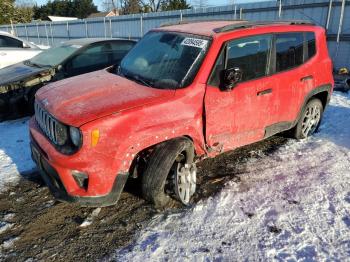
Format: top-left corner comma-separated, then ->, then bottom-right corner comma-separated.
300,75 -> 313,82
257,88 -> 272,96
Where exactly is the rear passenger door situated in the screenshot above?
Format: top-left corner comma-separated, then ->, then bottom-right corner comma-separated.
204,34 -> 274,151
270,32 -> 315,125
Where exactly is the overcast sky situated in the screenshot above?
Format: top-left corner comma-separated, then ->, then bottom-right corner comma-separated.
33,0 -> 268,11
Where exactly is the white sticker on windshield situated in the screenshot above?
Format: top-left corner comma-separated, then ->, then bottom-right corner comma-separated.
181,38 -> 208,48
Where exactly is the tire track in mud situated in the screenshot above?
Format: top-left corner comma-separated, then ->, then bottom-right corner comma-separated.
0,136 -> 288,261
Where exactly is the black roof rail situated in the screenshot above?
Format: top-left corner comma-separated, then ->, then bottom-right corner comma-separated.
213,20 -> 315,33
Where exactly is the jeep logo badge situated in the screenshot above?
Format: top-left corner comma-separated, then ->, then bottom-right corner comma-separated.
42,99 -> 49,106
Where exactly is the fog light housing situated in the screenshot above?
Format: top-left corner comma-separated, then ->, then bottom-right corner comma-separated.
71,170 -> 88,190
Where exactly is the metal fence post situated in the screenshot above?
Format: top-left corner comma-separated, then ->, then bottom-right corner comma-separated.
25,24 -> 29,41
85,20 -> 89,38
49,22 -> 54,46
104,17 -> 107,38
180,11 -> 183,21
334,0 -> 346,64
109,18 -> 112,38
278,0 -> 282,18
140,15 -> 143,37
239,8 -> 243,19
45,23 -> 49,46
66,21 -> 70,40
14,25 -> 18,37
36,23 -> 40,44
326,0 -> 333,30
336,0 -> 345,44
234,5 -> 237,20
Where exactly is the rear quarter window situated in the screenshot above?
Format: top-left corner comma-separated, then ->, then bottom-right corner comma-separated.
306,32 -> 316,59
275,32 -> 304,72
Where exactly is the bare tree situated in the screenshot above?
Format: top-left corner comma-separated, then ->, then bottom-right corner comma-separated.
102,0 -> 118,12
15,0 -> 35,23
191,0 -> 208,8
139,0 -> 165,12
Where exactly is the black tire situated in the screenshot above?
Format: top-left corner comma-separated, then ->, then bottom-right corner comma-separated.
142,137 -> 195,208
293,98 -> 323,139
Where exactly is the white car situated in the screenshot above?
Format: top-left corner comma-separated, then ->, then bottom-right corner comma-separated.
0,31 -> 43,69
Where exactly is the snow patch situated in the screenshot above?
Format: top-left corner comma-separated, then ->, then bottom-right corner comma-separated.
0,118 -> 36,192
112,92 -> 350,261
1,237 -> 19,250
80,208 -> 101,228
0,222 -> 13,234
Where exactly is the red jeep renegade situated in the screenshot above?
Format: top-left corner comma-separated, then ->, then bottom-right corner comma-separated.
29,20 -> 334,207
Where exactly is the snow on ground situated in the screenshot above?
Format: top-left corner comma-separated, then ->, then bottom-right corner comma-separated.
0,118 -> 35,192
112,92 -> 350,261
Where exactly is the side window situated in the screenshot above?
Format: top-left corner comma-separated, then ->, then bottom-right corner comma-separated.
306,32 -> 316,59
275,33 -> 304,72
110,41 -> 135,64
71,43 -> 110,71
208,34 -> 272,86
227,35 -> 272,82
0,35 -> 23,48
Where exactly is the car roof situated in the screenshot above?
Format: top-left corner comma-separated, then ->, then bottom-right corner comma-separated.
156,20 -> 315,37
0,31 -> 40,49
0,31 -> 14,37
63,38 -> 136,46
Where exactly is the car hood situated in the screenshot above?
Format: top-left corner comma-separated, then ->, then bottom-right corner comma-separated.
0,62 -> 50,86
36,70 -> 175,127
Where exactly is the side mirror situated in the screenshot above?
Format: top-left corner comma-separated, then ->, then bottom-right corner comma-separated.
23,42 -> 30,48
220,67 -> 243,91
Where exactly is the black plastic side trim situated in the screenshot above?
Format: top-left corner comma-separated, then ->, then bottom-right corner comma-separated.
265,121 -> 293,138
264,83 -> 332,138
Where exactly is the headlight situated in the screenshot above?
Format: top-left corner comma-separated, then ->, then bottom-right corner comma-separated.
69,126 -> 82,147
55,123 -> 68,146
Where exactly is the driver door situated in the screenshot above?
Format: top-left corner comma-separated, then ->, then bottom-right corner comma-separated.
204,34 -> 273,152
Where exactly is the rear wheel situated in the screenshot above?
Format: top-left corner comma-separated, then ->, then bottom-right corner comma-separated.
142,138 -> 196,208
293,98 -> 323,139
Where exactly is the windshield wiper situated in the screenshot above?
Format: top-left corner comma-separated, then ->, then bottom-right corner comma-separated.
119,69 -> 153,87
25,60 -> 44,68
132,75 -> 153,87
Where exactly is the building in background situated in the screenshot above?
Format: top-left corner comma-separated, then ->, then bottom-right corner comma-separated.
47,16 -> 78,22
88,9 -> 119,18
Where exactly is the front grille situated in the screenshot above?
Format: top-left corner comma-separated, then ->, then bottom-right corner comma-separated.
35,102 -> 67,146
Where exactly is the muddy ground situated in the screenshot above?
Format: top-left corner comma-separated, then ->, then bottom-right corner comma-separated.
0,136 -> 288,262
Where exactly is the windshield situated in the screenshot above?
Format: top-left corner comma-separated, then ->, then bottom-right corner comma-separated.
119,31 -> 210,89
29,44 -> 80,67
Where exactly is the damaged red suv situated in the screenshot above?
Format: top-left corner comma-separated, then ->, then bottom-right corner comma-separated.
29,20 -> 334,207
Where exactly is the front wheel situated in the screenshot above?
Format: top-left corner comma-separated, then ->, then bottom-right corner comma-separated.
142,138 -> 196,208
293,98 -> 323,139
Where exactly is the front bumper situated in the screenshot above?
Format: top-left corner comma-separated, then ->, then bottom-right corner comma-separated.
30,139 -> 128,207
29,117 -> 129,207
